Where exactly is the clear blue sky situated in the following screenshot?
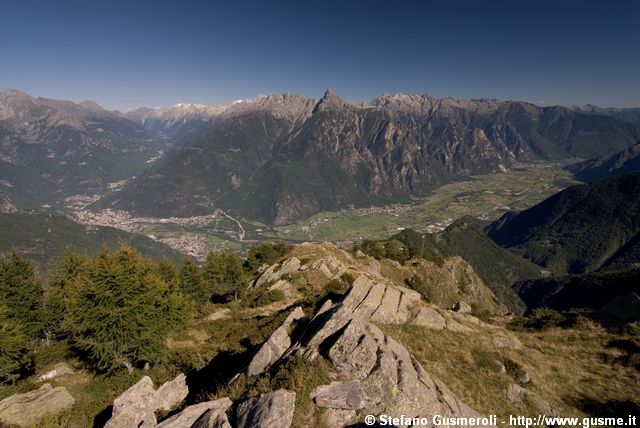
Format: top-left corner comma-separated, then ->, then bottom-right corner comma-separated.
1,0 -> 638,109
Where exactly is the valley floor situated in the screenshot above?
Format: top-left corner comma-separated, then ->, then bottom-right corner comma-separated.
64,161 -> 578,260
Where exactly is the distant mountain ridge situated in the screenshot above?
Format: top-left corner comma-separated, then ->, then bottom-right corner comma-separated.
98,89 -> 640,225
565,142 -> 640,182
0,89 -> 170,207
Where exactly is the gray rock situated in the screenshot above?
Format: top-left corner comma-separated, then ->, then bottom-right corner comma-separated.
205,308 -> 232,322
322,408 -> 357,428
105,376 -> 157,428
310,381 -> 366,409
527,391 -> 558,417
157,398 -> 233,428
341,275 -> 421,324
247,307 -> 305,376
105,373 -> 191,427
153,373 -> 188,412
517,371 -> 531,385
453,301 -> 472,314
506,384 -> 557,417
236,389 -> 296,428
191,408 -> 232,428
493,335 -> 521,350
506,383 -> 527,403
0,383 -> 75,428
36,362 -> 74,382
411,307 -> 446,330
254,257 -> 301,288
290,301 -> 483,423
445,317 -> 475,333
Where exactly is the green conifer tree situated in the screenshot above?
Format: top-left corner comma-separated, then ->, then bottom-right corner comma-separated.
65,246 -> 188,373
0,253 -> 44,339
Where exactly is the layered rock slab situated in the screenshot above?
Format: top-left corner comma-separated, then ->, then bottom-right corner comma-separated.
0,383 -> 75,427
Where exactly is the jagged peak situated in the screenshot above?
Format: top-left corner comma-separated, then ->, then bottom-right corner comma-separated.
313,88 -> 345,113
79,100 -> 105,112
0,88 -> 31,99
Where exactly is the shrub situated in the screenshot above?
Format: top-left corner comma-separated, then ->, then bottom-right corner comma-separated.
509,307 -> 568,331
242,288 -> 286,308
325,279 -> 348,296
405,274 -> 430,301
244,242 -> 290,272
503,357 -> 528,383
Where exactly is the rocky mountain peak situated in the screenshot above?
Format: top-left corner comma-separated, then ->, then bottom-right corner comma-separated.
79,100 -> 106,112
313,88 -> 345,112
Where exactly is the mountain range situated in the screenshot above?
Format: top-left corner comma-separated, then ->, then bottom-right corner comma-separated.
0,89 -> 169,207
566,142 -> 640,182
2,88 -> 640,226
100,90 -> 640,225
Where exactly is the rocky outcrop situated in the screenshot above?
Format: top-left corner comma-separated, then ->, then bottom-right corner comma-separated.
287,299 -> 484,425
247,307 -> 305,376
506,384 -> 558,416
253,257 -> 301,288
104,374 -> 188,428
0,383 -> 75,427
236,389 -> 296,428
342,275 -> 421,324
310,381 -> 366,410
105,376 -> 157,428
156,398 -> 232,428
153,373 -> 189,412
411,306 -> 447,330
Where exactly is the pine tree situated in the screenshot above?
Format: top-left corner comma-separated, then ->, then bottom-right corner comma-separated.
44,249 -> 90,339
0,253 -> 44,339
0,305 -> 34,385
178,257 -> 207,303
65,246 -> 188,373
203,251 -> 247,301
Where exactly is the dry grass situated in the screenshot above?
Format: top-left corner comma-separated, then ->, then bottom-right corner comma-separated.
383,320 -> 640,420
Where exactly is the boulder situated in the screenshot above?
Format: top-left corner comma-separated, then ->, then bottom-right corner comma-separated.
445,317 -> 475,333
493,335 -> 522,350
153,373 -> 188,412
506,384 -> 527,403
411,307 -> 446,330
506,384 -> 557,417
247,307 -> 305,377
105,373 -> 190,427
36,362 -> 74,382
0,383 -> 75,427
156,398 -> 233,428
105,376 -> 157,428
236,389 -> 296,428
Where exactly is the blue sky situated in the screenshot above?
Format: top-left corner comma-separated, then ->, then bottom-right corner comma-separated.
1,0 -> 638,109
